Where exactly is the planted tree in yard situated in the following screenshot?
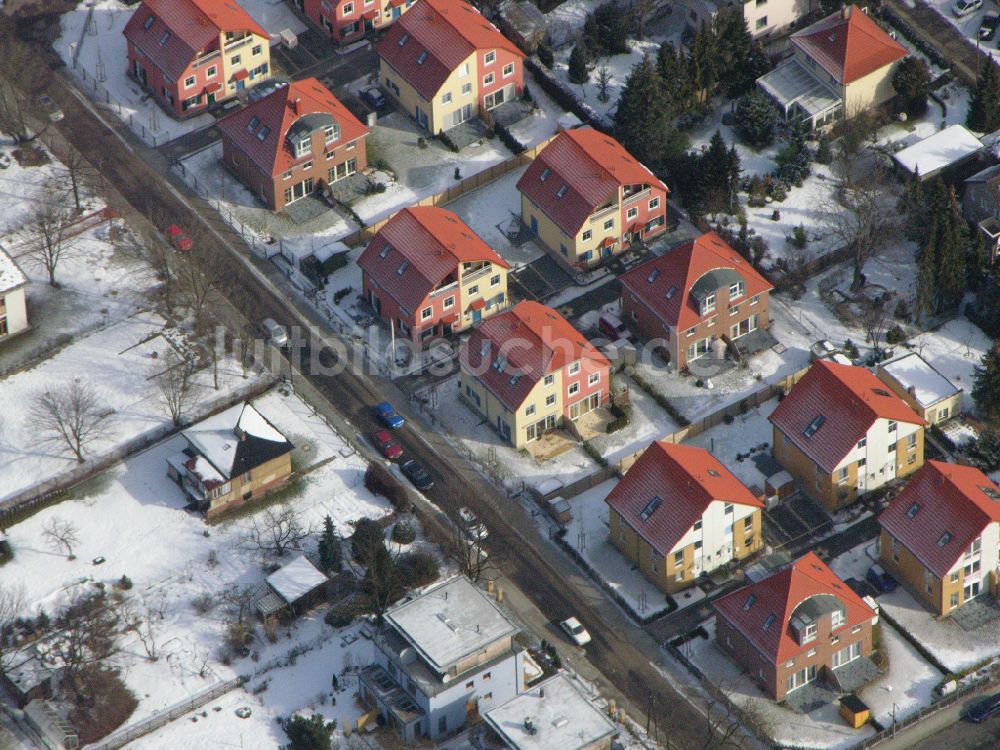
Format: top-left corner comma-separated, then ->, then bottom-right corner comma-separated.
57,148 -> 99,215
915,228 -> 938,325
834,109 -> 876,186
734,90 -> 777,148
568,43 -> 591,84
823,167 -> 893,292
282,713 -> 335,750
913,180 -> 968,319
892,57 -> 931,117
120,593 -> 162,661
537,44 -> 554,69
582,1 -> 632,56
43,517 -> 80,559
656,42 -> 693,113
965,426 -> 1000,470
968,59 -> 1000,133
0,79 -> 42,144
350,517 -> 387,566
596,65 -> 612,102
31,379 -> 116,463
688,22 -> 719,104
53,592 -> 121,703
614,55 -> 676,169
701,131 -> 741,216
153,348 -> 197,427
0,583 -> 26,672
242,504 -> 312,558
973,342 -> 1000,419
859,297 -> 891,361
712,6 -> 768,98
317,515 -> 341,572
363,543 -> 402,616
25,185 -> 77,287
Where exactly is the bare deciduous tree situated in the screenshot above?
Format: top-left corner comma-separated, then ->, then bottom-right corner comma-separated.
0,583 -> 26,671
56,147 -> 98,215
43,517 -> 80,559
120,593 -> 164,662
0,78 -> 43,144
175,241 -> 227,318
24,185 -> 77,287
442,515 -> 498,583
52,592 -> 120,703
241,504 -> 312,558
689,682 -> 774,750
823,167 -> 895,293
153,348 -> 196,427
31,379 -> 115,463
859,296 -> 891,360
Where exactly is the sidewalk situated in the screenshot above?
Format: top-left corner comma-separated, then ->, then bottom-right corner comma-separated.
873,685 -> 986,750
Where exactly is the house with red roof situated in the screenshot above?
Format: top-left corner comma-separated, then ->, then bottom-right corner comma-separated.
618,231 -> 773,370
714,552 -> 879,701
124,0 -> 273,120
879,461 -> 1000,616
296,0 -> 416,45
770,360 -> 926,512
517,128 -> 669,270
756,5 -> 907,130
358,207 -> 510,344
376,0 -> 524,134
605,441 -> 764,594
217,78 -> 369,211
458,301 -> 610,448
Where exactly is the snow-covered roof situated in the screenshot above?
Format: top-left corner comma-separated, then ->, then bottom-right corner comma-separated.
266,555 -> 328,604
879,352 -> 961,408
182,402 -> 291,480
893,125 -> 983,179
385,577 -> 519,672
484,674 -> 618,750
0,246 -> 27,294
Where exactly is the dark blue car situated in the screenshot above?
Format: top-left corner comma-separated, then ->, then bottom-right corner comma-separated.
375,401 -> 404,429
966,691 -> 1000,722
866,564 -> 898,594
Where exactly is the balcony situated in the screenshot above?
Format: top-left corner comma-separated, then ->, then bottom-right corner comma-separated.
623,186 -> 651,204
460,264 -> 493,286
359,665 -> 425,725
589,203 -> 619,223
192,50 -> 221,69
223,34 -> 252,52
429,280 -> 459,298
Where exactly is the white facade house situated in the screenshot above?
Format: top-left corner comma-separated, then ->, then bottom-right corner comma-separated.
360,577 -> 526,743
830,417 -> 922,495
0,247 -> 29,343
672,499 -> 760,577
685,0 -> 812,38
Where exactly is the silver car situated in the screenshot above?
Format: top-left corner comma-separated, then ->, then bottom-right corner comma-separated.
953,0 -> 982,17
38,94 -> 63,123
261,318 -> 289,347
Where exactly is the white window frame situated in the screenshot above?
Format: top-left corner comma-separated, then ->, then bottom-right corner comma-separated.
421,307 -> 432,320
483,73 -> 495,86
568,382 -> 580,396
503,62 -> 514,77
568,362 -> 581,375
184,75 -> 196,89
588,372 -> 600,386
443,297 -> 455,309
442,91 -> 453,104
484,50 -> 496,65
206,66 -> 217,78
343,2 -> 354,14
526,404 -> 536,417
649,197 -> 659,210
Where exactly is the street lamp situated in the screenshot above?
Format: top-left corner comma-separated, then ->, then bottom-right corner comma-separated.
892,702 -> 899,739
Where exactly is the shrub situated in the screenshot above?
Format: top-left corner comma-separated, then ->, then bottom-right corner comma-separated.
364,463 -> 410,511
538,45 -> 554,69
791,224 -> 807,249
398,550 -> 440,588
115,575 -> 133,591
843,339 -> 860,359
391,520 -> 416,545
734,91 -> 777,148
192,593 -> 215,614
282,713 -> 336,750
894,298 -> 910,321
332,287 -> 352,305
324,607 -> 354,628
606,403 -> 631,433
351,517 -> 386,564
568,43 -> 590,84
885,325 -> 905,345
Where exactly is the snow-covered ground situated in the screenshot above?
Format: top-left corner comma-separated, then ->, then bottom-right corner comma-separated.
688,105 -> 782,178
59,0 -> 306,147
0,388 -> 393,742
904,317 -> 991,413
682,400 -> 779,492
0,313 -> 261,504
550,39 -> 659,120
587,375 -> 680,464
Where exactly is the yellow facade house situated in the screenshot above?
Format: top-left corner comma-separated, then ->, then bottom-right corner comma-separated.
876,352 -> 963,425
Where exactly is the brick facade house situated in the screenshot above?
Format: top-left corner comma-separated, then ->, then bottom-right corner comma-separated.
294,0 -> 417,45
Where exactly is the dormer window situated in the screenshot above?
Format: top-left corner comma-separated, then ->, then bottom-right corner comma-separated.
729,280 -> 745,299
324,123 -> 339,144
247,116 -> 260,133
801,622 -> 817,642
294,137 -> 311,158
143,15 -> 155,30
830,609 -> 844,629
701,293 -> 716,316
492,355 -> 507,373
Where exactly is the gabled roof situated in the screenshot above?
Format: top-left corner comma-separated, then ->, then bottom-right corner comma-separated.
618,232 -> 772,331
879,461 -> 1000,578
377,0 -> 523,101
182,402 -> 293,484
792,5 -> 907,86
605,442 -> 763,556
124,0 -> 268,81
769,360 -> 926,474
713,552 -> 876,663
357,206 -> 509,313
0,247 -> 27,294
217,78 -> 369,177
517,128 -> 668,237
460,301 -> 610,412
878,352 -> 961,408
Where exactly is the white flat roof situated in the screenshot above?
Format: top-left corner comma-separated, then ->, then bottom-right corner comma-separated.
880,352 -> 960,408
385,577 -> 519,672
893,124 -> 983,177
266,555 -> 327,603
484,674 -> 618,750
0,246 -> 27,294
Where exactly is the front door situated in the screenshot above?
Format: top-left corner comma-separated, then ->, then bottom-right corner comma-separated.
236,78 -> 245,91
415,106 -> 428,130
965,580 -> 981,600
530,215 -> 538,235
207,91 -> 216,105
472,308 -> 482,323
393,5 -> 402,17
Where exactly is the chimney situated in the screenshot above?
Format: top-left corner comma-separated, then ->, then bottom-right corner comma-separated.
290,96 -> 301,114
907,385 -> 917,397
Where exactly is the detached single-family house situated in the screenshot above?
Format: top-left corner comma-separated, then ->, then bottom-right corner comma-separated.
757,5 -> 907,130
360,576 -> 525,743
295,0 -> 417,45
770,360 -> 926,512
606,441 -> 765,594
0,247 -> 29,344
124,0 -> 273,119
879,461 -> 1000,616
713,552 -> 879,702
358,206 -> 510,344
618,231 -> 773,370
218,78 -> 369,212
483,673 -> 618,750
377,0 -> 524,134
517,128 -> 669,270
458,301 -> 611,448
685,0 -> 812,39
876,352 -> 962,425
166,402 -> 294,517
962,164 -> 1000,263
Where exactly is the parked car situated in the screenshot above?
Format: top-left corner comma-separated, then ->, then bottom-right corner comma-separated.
261,318 -> 289,347
37,94 -> 63,123
981,11 -> 1000,40
954,0 -> 983,17
458,506 -> 478,526
865,564 -> 898,594
360,86 -> 386,109
598,313 -> 633,342
371,430 -> 403,460
966,691 -> 1000,722
457,506 -> 488,540
400,459 -> 434,491
375,401 -> 405,429
560,617 -> 591,646
247,79 -> 288,103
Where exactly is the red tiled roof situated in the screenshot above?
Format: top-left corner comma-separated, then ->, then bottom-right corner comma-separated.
460,301 -> 610,412
879,461 -> 1000,578
469,297 -> 487,311
605,442 -> 763,556
357,206 -> 509,314
377,0 -> 523,100
619,231 -> 772,331
792,5 -> 907,85
769,360 -> 926,474
124,0 -> 268,82
517,128 -> 668,237
217,78 -> 369,177
713,552 -> 876,663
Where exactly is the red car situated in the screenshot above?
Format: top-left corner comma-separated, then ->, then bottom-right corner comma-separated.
372,430 -> 403,460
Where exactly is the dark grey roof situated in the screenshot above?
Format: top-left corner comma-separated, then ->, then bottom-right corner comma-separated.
287,112 -> 337,143
689,267 -> 744,303
965,163 -> 1000,185
500,0 -> 547,33
791,593 -> 843,626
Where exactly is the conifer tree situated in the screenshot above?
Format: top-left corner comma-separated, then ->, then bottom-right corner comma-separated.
614,55 -> 672,168
318,515 -> 342,572
973,342 -> 1000,419
914,218 -> 938,325
936,185 -> 968,312
968,59 -> 1000,133
568,43 -> 590,84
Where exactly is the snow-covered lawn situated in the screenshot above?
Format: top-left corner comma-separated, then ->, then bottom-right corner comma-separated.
683,400 -> 779,492
0,388 -> 393,740
587,375 -> 680,464
0,313 -> 261,505
549,39 -> 658,121
688,105 -> 782,178
507,83 -> 575,149
904,317 -> 991,414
